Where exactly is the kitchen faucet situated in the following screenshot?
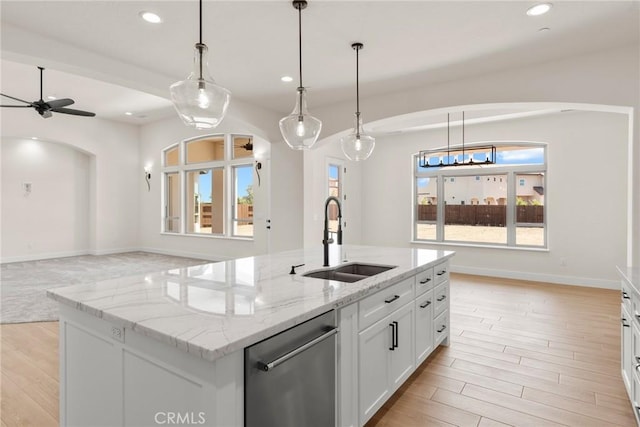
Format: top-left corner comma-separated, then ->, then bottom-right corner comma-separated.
323,196 -> 342,267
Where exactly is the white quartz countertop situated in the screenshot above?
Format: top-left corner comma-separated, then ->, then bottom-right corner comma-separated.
618,266 -> 640,291
47,245 -> 454,362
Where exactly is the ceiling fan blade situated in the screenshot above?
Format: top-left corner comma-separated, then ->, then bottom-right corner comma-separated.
51,107 -> 96,117
0,93 -> 34,105
47,98 -> 74,109
0,104 -> 32,108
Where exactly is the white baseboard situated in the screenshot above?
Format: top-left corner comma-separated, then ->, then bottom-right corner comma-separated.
450,264 -> 619,290
1,249 -> 91,264
89,247 -> 142,256
137,247 -> 225,262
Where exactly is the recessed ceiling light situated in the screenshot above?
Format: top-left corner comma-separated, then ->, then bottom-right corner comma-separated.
125,112 -> 133,116
31,137 -> 38,140
46,95 -> 57,100
281,76 -> 293,83
140,11 -> 162,24
526,3 -> 552,16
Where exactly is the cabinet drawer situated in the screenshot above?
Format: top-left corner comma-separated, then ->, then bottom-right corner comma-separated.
434,262 -> 449,285
359,277 -> 414,331
433,283 -> 449,318
415,268 -> 434,297
434,310 -> 449,347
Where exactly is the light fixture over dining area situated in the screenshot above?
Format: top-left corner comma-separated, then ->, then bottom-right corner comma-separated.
170,0 -> 231,130
419,112 -> 497,168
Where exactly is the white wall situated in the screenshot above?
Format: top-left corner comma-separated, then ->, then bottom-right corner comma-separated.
137,112 -> 303,261
0,112 -> 140,261
313,44 -> 640,269
359,111 -> 627,288
1,138 -> 90,261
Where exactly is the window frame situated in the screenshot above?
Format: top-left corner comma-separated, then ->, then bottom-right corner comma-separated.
413,142 -> 547,249
161,134 -> 255,240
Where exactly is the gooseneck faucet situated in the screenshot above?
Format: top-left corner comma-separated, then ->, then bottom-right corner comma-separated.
323,196 -> 343,267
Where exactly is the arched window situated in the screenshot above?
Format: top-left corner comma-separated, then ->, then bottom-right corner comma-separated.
162,134 -> 255,238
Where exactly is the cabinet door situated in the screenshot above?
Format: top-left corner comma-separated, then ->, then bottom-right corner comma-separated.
389,302 -> 415,392
415,290 -> 434,365
622,306 -> 633,394
358,317 -> 393,425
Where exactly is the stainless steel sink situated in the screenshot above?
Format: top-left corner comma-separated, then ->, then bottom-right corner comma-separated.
303,263 -> 396,283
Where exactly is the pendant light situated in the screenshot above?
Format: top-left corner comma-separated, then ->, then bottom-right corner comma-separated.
341,42 -> 375,161
279,0 -> 322,150
170,0 -> 230,130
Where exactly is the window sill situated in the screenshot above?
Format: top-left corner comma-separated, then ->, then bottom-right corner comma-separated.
410,240 -> 549,252
161,232 -> 253,242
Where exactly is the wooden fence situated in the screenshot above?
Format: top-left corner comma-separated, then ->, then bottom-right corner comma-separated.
200,203 -> 253,227
417,205 -> 543,226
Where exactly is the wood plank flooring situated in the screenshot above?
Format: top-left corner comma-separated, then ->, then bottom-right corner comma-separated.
0,274 -> 635,426
366,274 -> 636,427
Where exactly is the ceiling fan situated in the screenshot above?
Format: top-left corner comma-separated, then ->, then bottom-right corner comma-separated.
0,66 -> 95,118
235,139 -> 253,151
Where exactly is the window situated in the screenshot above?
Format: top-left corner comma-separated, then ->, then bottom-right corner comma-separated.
327,162 -> 343,233
233,165 -> 254,237
414,144 -> 546,248
162,135 -> 255,239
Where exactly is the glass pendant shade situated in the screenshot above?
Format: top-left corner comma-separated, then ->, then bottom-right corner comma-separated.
341,114 -> 375,161
170,43 -> 231,130
279,87 -> 322,150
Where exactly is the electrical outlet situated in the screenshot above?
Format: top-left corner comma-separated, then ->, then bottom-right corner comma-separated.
111,326 -> 124,342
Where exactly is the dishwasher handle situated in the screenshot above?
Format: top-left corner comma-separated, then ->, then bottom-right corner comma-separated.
257,327 -> 339,372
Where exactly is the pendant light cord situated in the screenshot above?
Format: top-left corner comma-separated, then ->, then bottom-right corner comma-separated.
198,0 -> 204,80
462,111 -> 465,163
355,46 -> 360,116
298,4 -> 303,89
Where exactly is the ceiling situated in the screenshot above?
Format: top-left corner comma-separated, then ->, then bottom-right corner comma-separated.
1,1 -> 638,125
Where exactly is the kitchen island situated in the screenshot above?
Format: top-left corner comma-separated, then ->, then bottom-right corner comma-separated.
48,245 -> 454,426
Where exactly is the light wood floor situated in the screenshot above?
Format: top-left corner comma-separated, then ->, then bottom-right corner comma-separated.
0,274 -> 635,426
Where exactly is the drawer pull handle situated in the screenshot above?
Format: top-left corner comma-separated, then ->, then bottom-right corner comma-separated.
623,291 -> 631,299
420,300 -> 431,309
437,295 -> 447,302
622,318 -> 631,327
437,325 -> 447,333
419,278 -> 431,284
437,270 -> 447,276
385,295 -> 400,304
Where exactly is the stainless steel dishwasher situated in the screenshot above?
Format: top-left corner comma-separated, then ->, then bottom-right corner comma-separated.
244,310 -> 338,427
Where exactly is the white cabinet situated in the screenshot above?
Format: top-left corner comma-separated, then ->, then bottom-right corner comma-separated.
623,305 -> 633,393
358,302 -> 414,425
618,267 -> 640,426
415,290 -> 434,365
343,260 -> 450,427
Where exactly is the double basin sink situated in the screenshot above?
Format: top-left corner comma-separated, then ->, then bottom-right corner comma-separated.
303,263 -> 396,283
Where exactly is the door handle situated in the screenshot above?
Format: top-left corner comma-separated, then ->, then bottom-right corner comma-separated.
419,277 -> 431,284
437,270 -> 447,276
622,318 -> 631,327
257,327 -> 338,372
623,291 -> 631,299
393,321 -> 399,349
437,325 -> 447,333
437,295 -> 447,302
389,323 -> 395,351
420,300 -> 431,308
